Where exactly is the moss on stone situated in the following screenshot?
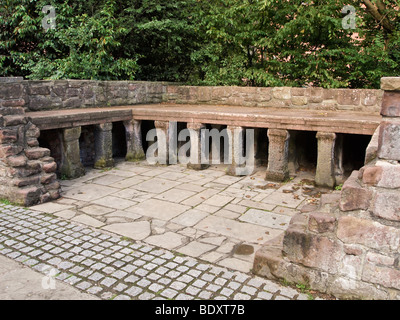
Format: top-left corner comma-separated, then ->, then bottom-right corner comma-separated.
125,152 -> 145,162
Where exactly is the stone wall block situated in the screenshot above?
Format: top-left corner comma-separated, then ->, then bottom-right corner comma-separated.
362,262 -> 400,291
337,89 -> 361,105
308,212 -> 337,233
380,91 -> 400,116
339,171 -> 371,211
378,120 -> 400,161
337,216 -> 400,253
372,190 -> 400,222
381,77 -> 400,91
5,154 -> 28,167
0,128 -> 18,144
25,147 -> 50,160
283,224 -> 342,273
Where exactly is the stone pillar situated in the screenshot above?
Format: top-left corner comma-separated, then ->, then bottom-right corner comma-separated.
94,123 -> 114,169
210,124 -> 227,164
226,126 -> 255,176
265,129 -> 290,181
152,120 -> 170,165
226,126 -> 243,176
60,127 -> 85,179
187,122 -> 208,170
334,134 -> 345,185
287,131 -> 299,176
315,132 -> 336,188
123,119 -> 145,162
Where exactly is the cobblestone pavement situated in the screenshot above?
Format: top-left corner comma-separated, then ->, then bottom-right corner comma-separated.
1,161 -> 333,300
0,203 -> 316,300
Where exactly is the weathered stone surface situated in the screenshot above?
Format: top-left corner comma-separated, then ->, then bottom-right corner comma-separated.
42,161 -> 57,173
329,276 -> 388,300
12,175 -> 40,187
367,161 -> 400,188
265,129 -> 290,182
381,91 -> 400,116
283,225 -> 342,273
186,122 -> 209,171
337,89 -> 360,105
361,165 -> 382,185
381,77 -> 400,91
0,145 -> 23,158
339,171 -> 371,211
5,155 -> 27,167
362,262 -> 400,291
3,115 -> 26,127
308,212 -> 337,233
25,147 -> 50,160
378,120 -> 400,161
372,190 -> 400,222
60,127 -> 85,179
15,186 -> 41,206
0,128 -> 17,145
365,126 -> 380,165
315,132 -> 336,188
123,119 -> 145,162
337,216 -> 400,252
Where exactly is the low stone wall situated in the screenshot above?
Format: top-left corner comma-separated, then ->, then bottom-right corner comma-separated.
253,77 -> 400,300
22,80 -> 167,112
0,78 -> 59,206
166,85 -> 383,113
3,79 -> 384,114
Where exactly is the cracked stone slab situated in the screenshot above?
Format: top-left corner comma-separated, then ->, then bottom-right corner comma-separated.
30,203 -> 74,214
194,215 -> 281,244
144,232 -> 187,250
126,199 -> 191,221
102,221 -> 151,241
239,209 -> 292,230
71,214 -> 105,228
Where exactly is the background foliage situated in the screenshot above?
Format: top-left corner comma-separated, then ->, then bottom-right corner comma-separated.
0,0 -> 399,88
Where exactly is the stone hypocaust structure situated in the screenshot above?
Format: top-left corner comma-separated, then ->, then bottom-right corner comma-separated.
253,77 -> 400,300
0,78 -> 382,208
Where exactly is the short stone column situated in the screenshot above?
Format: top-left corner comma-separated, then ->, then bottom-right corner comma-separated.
123,119 -> 145,162
187,122 -> 208,170
60,127 -> 85,179
315,132 -> 336,188
154,120 -> 170,165
226,126 -> 255,176
94,123 -> 114,169
265,129 -> 290,181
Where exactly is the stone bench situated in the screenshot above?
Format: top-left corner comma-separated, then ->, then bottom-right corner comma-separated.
26,103 -> 381,188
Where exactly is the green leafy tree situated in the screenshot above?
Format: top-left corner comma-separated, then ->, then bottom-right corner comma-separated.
0,0 -> 138,80
191,0 -> 400,88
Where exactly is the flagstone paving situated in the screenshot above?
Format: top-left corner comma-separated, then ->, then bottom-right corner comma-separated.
31,160 -> 328,274
0,160 -> 333,300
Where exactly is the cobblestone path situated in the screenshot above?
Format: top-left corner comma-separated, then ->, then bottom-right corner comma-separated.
0,203 -> 313,300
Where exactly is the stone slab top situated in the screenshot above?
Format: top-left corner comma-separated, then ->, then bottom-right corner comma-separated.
381,77 -> 400,91
26,103 -> 382,135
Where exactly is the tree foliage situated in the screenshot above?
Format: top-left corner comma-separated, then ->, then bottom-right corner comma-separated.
191,0 -> 400,88
0,0 -> 399,88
